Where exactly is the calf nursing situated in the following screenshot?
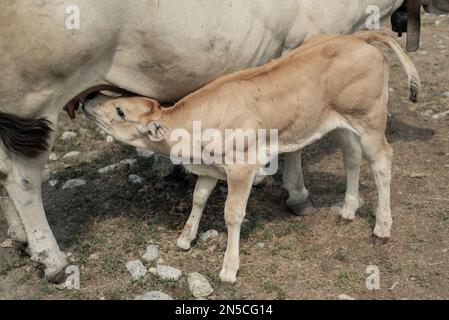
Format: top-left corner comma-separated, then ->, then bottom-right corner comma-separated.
84,31 -> 420,283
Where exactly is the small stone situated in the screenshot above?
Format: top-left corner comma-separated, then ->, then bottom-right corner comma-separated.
142,245 -> 159,262
63,151 -> 81,159
49,153 -> 59,161
338,294 -> 355,300
88,253 -> 100,261
422,110 -> 435,117
0,239 -> 13,248
389,282 -> 399,291
62,179 -> 86,190
61,131 -> 77,141
126,260 -> 147,280
49,180 -> 59,188
63,265 -> 80,290
134,291 -> 173,300
149,267 -> 158,275
257,242 -> 265,249
98,164 -> 118,174
120,159 -> 137,166
129,174 -> 145,185
443,91 -> 449,98
188,272 -> 214,298
136,148 -> 155,158
106,135 -> 115,143
200,230 -> 219,242
157,266 -> 182,282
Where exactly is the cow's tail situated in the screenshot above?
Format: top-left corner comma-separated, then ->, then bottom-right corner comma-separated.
0,112 -> 53,158
352,30 -> 421,103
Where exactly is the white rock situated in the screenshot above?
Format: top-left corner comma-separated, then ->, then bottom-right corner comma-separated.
142,245 -> 159,262
0,239 -> 13,248
136,148 -> 155,158
62,179 -> 86,190
106,135 -> 115,143
61,131 -> 77,141
63,265 -> 80,290
129,174 -> 145,185
432,110 -> 449,120
338,294 -> 355,300
63,151 -> 81,159
49,153 -> 59,161
134,291 -> 173,300
157,266 -> 182,281
200,230 -> 219,242
126,260 -> 147,280
98,164 -> 118,174
49,180 -> 59,188
257,242 -> 265,249
443,91 -> 449,98
188,272 -> 214,298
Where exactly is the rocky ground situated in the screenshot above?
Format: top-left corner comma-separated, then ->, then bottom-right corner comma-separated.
0,14 -> 448,300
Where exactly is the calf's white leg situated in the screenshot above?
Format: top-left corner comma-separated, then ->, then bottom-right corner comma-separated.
219,166 -> 256,283
177,176 -> 218,250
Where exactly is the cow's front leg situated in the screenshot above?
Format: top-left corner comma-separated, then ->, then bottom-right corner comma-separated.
0,191 -> 27,248
283,151 -> 314,214
1,154 -> 69,282
177,176 -> 218,250
219,166 -> 256,283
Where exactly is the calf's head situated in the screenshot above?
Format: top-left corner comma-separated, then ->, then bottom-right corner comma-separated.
83,94 -> 169,148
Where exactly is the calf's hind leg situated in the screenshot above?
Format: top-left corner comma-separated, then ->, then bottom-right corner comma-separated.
332,130 -> 364,220
360,133 -> 393,238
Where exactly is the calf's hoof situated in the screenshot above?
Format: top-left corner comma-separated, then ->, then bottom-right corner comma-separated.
219,267 -> 238,283
176,237 -> 192,251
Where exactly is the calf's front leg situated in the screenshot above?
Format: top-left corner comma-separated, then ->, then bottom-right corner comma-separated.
177,175 -> 218,250
219,166 -> 256,283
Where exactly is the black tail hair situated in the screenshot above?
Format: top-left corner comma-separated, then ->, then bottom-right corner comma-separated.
0,112 -> 53,158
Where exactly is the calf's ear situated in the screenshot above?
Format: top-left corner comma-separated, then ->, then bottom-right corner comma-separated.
138,120 -> 169,142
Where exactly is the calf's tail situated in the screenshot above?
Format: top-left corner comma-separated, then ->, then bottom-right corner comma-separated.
0,112 -> 53,158
352,30 -> 421,103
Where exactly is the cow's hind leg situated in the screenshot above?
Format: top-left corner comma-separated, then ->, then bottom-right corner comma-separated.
283,151 -> 314,215
332,130 -> 364,220
219,166 -> 256,283
177,176 -> 217,250
360,133 -> 393,238
0,189 -> 27,247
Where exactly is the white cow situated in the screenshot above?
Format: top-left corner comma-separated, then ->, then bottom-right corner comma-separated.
0,0 -> 447,282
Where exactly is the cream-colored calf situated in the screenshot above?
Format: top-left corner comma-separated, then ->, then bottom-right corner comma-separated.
84,31 -> 420,283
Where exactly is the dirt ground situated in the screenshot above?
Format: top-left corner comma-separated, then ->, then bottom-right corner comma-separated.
1,14 -> 448,300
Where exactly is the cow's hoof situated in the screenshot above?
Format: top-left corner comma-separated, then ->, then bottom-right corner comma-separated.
219,268 -> 237,284
44,256 -> 70,283
176,237 -> 192,251
373,225 -> 391,239
287,198 -> 316,216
